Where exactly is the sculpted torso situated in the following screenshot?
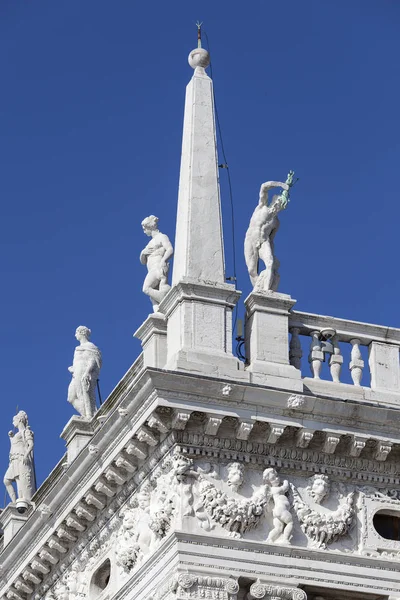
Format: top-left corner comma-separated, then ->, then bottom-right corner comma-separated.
141,233 -> 171,272
270,481 -> 290,516
72,343 -> 99,374
246,204 -> 280,249
9,432 -> 26,458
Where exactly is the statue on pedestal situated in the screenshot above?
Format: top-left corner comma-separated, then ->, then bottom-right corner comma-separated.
67,326 -> 102,418
244,171 -> 294,293
4,411 -> 35,503
140,216 -> 173,312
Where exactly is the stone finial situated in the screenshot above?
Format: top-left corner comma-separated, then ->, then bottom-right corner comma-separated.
67,326 -> 102,418
140,215 -> 173,312
4,410 -> 36,503
188,47 -> 210,70
245,171 -> 294,293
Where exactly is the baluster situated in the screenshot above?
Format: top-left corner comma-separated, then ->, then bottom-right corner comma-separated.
308,331 -> 323,379
329,336 -> 343,383
350,338 -> 364,386
289,327 -> 302,370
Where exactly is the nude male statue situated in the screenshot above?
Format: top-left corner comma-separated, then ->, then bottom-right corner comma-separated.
244,171 -> 294,293
4,411 -> 35,503
140,215 -> 173,312
67,326 -> 102,418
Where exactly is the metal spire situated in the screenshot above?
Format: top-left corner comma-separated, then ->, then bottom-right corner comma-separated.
196,21 -> 203,48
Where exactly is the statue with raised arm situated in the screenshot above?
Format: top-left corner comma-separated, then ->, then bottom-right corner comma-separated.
244,171 -> 294,293
4,411 -> 35,503
263,467 -> 293,544
140,215 -> 173,312
67,326 -> 102,418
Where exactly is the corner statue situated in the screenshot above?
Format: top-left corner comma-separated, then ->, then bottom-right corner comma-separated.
245,171 -> 294,293
140,215 -> 173,312
4,411 -> 35,503
67,326 -> 102,418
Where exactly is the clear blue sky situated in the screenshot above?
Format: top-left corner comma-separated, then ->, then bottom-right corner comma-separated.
0,0 -> 399,493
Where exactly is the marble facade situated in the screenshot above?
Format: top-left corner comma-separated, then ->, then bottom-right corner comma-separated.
1,35 -> 400,600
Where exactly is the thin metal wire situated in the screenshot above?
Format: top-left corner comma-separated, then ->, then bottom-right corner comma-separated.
97,379 -> 103,406
203,30 -> 241,341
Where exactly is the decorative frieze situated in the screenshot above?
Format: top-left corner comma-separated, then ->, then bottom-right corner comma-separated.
266,425 -> 286,444
204,415 -> 223,436
322,434 -> 341,455
374,441 -> 393,462
171,410 -> 192,430
296,428 -> 314,448
248,580 -> 306,600
174,573 -> 239,600
236,420 -> 254,440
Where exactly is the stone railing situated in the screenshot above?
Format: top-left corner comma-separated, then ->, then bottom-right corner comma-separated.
289,310 -> 400,393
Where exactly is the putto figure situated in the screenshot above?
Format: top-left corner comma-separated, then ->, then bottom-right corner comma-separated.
140,215 -> 173,312
244,171 -> 294,293
263,467 -> 293,544
4,411 -> 35,503
67,326 -> 102,418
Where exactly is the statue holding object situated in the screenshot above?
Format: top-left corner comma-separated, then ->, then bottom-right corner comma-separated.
140,215 -> 173,312
4,411 -> 35,503
244,171 -> 294,293
67,326 -> 102,418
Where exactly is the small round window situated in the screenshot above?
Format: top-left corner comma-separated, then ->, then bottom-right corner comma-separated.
373,510 -> 400,541
90,558 -> 111,596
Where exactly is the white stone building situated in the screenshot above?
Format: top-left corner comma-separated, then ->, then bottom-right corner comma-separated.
2,40 -> 400,600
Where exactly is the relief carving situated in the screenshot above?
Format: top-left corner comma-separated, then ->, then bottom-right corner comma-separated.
115,482 -> 174,572
291,478 -> 355,548
198,464 -> 293,544
174,573 -> 239,600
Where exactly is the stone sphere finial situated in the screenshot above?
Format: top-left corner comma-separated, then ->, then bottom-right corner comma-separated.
188,47 -> 210,70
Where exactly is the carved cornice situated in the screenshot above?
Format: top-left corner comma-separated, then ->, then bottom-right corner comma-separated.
177,431 -> 400,484
175,572 -> 240,597
248,580 -> 306,600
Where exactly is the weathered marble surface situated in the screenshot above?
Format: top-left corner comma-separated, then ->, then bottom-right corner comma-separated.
140,215 -> 173,312
172,48 -> 225,286
3,411 -> 35,503
67,326 -> 102,418
245,172 -> 293,293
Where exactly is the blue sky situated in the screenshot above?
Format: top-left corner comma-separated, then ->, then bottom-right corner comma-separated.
0,0 -> 399,492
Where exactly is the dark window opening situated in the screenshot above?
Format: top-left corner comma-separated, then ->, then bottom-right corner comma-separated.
373,511 -> 400,541
90,558 -> 111,596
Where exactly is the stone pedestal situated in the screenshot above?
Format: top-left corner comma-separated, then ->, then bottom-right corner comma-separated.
245,291 -> 303,391
160,279 -> 246,379
134,312 -> 168,369
369,341 -> 400,392
60,416 -> 95,464
0,505 -> 31,546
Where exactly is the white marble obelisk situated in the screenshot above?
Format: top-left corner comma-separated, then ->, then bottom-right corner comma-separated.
172,48 -> 225,285
159,45 -> 244,378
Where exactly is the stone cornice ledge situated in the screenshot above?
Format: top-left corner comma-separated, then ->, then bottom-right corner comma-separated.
159,278 -> 241,315
171,532 -> 400,589
245,291 -> 296,316
147,369 -> 400,436
111,532 -> 400,600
